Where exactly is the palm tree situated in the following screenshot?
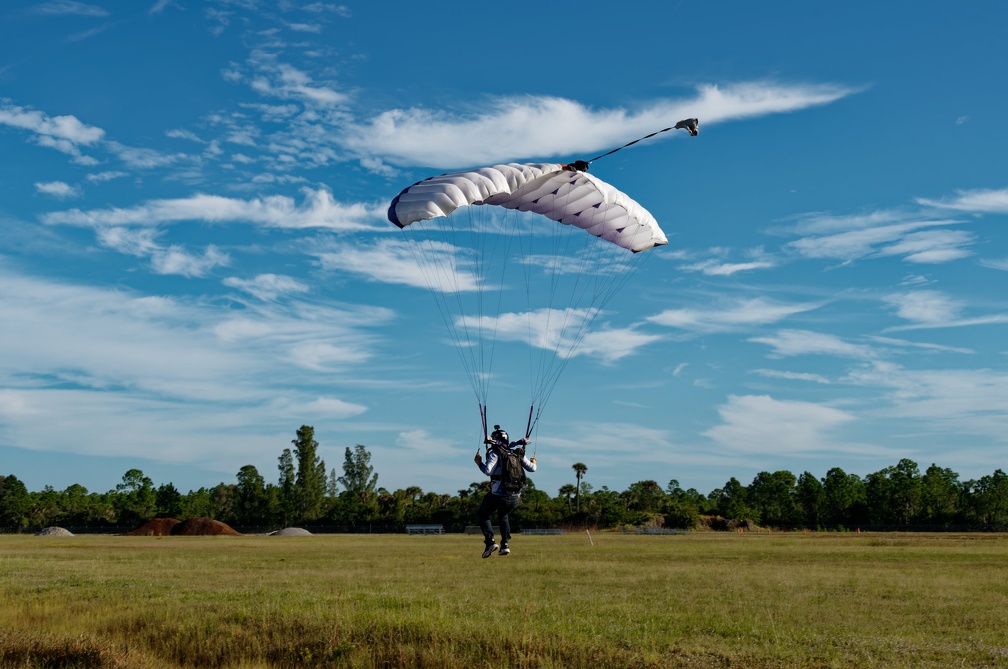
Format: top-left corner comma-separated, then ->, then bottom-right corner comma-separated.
559,484 -> 577,514
572,463 -> 588,512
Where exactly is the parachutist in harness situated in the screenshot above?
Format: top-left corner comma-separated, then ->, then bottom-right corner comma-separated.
474,424 -> 537,558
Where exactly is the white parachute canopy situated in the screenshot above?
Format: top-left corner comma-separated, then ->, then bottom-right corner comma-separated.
388,163 -> 667,252
387,161 -> 669,434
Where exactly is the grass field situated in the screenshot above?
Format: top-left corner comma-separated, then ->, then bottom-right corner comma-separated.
1,531 -> 1007,668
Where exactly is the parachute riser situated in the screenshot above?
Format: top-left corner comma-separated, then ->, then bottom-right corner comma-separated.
478,403 -> 489,457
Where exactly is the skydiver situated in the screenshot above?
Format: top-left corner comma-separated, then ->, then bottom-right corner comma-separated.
474,425 -> 537,558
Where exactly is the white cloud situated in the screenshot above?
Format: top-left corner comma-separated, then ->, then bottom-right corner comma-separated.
881,291 -> 1008,332
647,297 -> 821,333
240,50 -> 348,108
845,362 -> 1008,442
223,273 -> 309,301
883,290 -> 962,325
0,101 -> 104,157
787,216 -> 971,265
703,394 -> 856,454
680,258 -> 776,275
299,396 -> 367,418
286,341 -> 372,371
316,239 -> 479,291
917,187 -> 1008,214
0,264 -> 387,424
150,244 -> 230,277
42,187 -> 385,231
340,81 -> 858,169
34,181 -> 80,198
980,257 -> 1008,271
867,336 -> 974,355
752,369 -> 832,384
749,329 -> 874,359
30,1 -> 109,15
563,324 -> 663,363
105,140 -> 190,169
96,226 -> 162,256
86,170 -> 127,182
460,307 -> 599,358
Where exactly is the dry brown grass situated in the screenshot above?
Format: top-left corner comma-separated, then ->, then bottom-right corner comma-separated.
2,532 -> 1007,668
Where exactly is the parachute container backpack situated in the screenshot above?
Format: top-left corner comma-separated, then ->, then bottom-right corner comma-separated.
494,445 -> 527,495
388,120 -> 697,437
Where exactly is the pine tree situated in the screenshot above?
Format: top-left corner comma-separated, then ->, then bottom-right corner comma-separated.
292,425 -> 326,523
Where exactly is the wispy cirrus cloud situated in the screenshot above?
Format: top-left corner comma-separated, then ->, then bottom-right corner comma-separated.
786,213 -> 972,265
750,329 -> 874,359
917,187 -> 1008,214
845,362 -> 1008,443
28,1 -> 108,16
315,239 -> 478,291
676,246 -> 777,276
0,100 -> 104,159
883,290 -> 962,326
92,225 -> 228,278
34,181 -> 80,199
150,245 -> 230,278
223,273 -> 310,301
42,187 -> 385,231
224,49 -> 349,109
647,297 -> 822,333
882,290 -> 1008,332
752,368 -> 832,384
339,81 -> 859,169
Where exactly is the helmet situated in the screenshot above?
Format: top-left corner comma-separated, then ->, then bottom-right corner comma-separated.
491,427 -> 508,444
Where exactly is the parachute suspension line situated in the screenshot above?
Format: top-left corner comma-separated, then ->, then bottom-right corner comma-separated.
484,206 -> 520,406
531,180 -> 596,406
524,174 -> 639,417
400,214 -> 485,407
531,206 -> 656,416
535,250 -> 653,416
398,226 -> 467,395
586,118 -> 699,165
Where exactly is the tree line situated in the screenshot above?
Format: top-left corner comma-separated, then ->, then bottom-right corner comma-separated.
2,425 -> 1007,532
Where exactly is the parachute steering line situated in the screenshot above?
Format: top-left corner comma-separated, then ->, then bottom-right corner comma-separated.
586,118 -> 698,165
388,118 -> 698,451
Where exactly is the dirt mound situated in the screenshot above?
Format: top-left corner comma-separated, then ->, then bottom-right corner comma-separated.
269,527 -> 313,536
125,518 -> 181,536
170,517 -> 240,536
36,526 -> 73,536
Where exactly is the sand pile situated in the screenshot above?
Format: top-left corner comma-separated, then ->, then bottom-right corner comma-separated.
269,527 -> 313,536
125,518 -> 181,536
170,517 -> 240,536
36,527 -> 73,536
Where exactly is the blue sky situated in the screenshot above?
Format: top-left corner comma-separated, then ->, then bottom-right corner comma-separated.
2,0 -> 1007,499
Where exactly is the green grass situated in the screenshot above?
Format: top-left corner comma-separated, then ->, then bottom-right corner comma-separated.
1,532 -> 1007,668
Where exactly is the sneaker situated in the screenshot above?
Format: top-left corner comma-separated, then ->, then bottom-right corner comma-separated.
499,544 -> 510,556
482,543 -> 499,559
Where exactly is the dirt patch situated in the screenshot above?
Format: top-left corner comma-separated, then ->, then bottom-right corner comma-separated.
170,517 -> 241,536
125,518 -> 181,536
